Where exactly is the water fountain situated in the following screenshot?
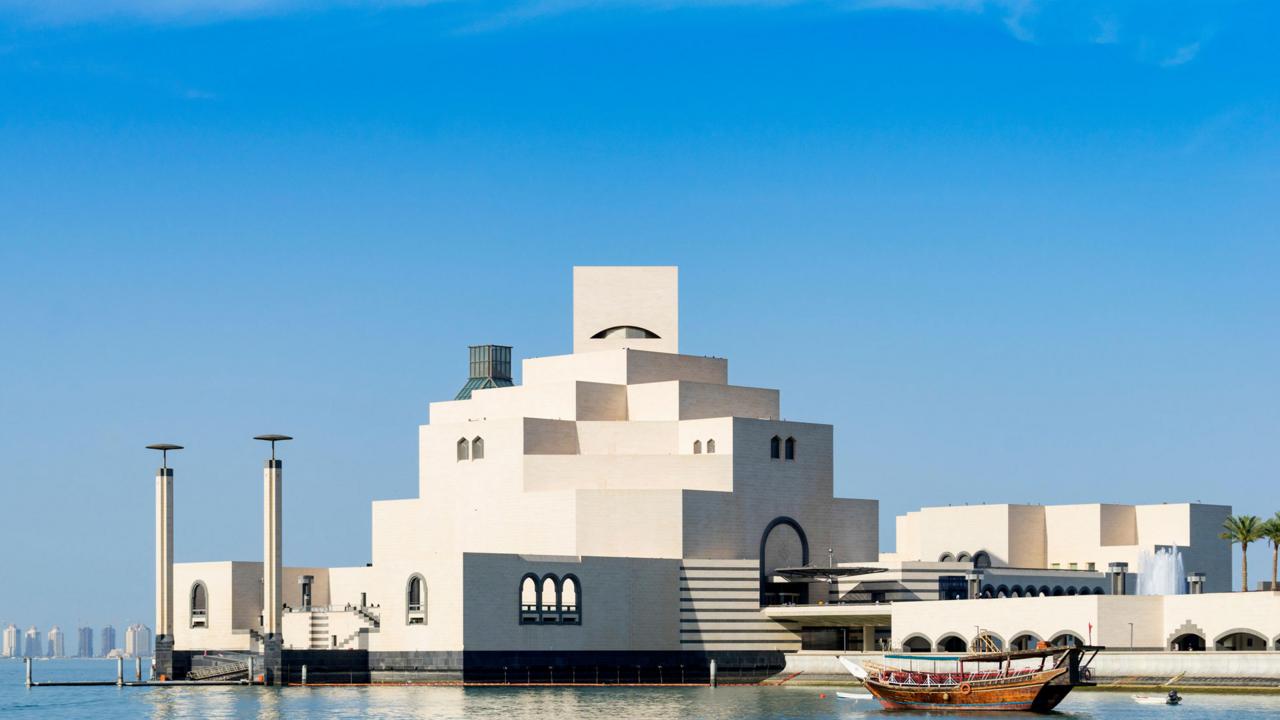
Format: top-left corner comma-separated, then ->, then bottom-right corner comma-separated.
1135,546 -> 1185,596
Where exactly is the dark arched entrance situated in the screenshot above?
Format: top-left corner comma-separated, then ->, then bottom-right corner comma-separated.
1171,633 -> 1205,651
759,516 -> 809,606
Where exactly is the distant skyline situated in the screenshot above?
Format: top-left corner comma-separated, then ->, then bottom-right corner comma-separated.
2,1 -> 1278,630
0,622 -> 147,658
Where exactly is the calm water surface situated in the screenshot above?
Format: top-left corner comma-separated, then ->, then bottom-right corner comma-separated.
4,659 -> 1279,719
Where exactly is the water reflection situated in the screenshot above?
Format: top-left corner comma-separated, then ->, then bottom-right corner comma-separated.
7,663 -> 1280,720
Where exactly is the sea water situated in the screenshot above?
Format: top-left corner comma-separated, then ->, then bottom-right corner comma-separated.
4,659 -> 1280,719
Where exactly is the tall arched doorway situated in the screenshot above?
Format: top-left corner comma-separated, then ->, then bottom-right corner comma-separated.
759,516 -> 809,606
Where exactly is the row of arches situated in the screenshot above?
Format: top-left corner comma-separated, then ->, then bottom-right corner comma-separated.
456,436 -> 485,461
980,584 -> 1106,598
901,631 -> 1085,653
769,436 -> 797,461
938,551 -> 992,568
692,439 -> 717,454
1171,630 -> 1278,651
519,573 -> 582,625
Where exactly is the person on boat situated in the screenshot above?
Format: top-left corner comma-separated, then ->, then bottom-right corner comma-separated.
1167,690 -> 1182,705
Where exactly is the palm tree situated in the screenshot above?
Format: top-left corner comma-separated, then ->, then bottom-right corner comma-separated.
1262,514 -> 1280,591
1220,515 -> 1264,592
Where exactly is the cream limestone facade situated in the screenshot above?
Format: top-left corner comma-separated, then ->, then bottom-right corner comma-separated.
891,502 -> 1230,593
172,266 -> 877,680
887,591 -> 1280,653
167,265 -> 1248,682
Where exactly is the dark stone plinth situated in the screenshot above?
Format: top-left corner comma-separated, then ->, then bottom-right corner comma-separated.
263,634 -> 284,686
154,636 -> 174,681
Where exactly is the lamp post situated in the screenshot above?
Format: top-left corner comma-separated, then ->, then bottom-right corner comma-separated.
147,443 -> 183,681
255,434 -> 291,685
1128,622 -> 1134,650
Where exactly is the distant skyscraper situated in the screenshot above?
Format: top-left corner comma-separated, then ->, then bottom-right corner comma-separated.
77,626 -> 94,658
23,627 -> 41,658
100,625 -> 117,658
47,626 -> 65,658
2,624 -> 18,658
124,624 -> 153,657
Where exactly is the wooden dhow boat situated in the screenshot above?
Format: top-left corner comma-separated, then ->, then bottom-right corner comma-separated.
839,635 -> 1101,713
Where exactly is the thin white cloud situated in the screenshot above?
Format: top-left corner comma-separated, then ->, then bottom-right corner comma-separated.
1091,15 -> 1118,45
0,0 -> 447,25
460,0 -> 1039,39
1160,41 -> 1201,68
0,0 -> 1222,66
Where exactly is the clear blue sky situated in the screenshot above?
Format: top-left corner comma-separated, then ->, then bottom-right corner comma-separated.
1,1 -> 1277,634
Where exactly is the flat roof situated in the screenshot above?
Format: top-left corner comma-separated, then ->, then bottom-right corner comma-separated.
761,603 -> 893,627
775,566 -> 887,580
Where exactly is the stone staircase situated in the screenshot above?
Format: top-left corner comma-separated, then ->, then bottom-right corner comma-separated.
309,611 -> 331,649
188,655 -> 250,681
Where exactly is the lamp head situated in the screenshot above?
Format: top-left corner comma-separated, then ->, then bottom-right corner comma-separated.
145,444 -> 184,469
253,434 -> 293,460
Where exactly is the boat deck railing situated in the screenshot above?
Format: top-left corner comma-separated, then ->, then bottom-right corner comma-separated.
866,664 -> 1053,690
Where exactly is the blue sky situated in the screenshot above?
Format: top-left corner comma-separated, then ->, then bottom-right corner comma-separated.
1,0 -> 1277,634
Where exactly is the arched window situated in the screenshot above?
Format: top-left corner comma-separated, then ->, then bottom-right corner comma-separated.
1077,587 -> 1091,596
938,552 -> 954,562
972,551 -> 992,569
902,635 -> 932,653
1215,630 -> 1267,651
693,440 -> 702,455
1171,633 -> 1205,651
759,516 -> 810,606
1052,586 -> 1065,596
996,585 -> 1010,598
1010,633 -> 1042,651
957,552 -> 972,563
190,582 -> 208,628
591,325 -> 660,339
706,439 -> 716,454
541,575 -> 559,623
517,573 -> 583,626
937,635 -> 968,652
1038,585 -> 1051,597
981,584 -> 995,599
560,575 -> 581,625
1093,586 -> 1106,595
1010,585 -> 1023,598
770,436 -> 781,459
1050,632 -> 1083,648
972,632 -> 1004,650
784,437 -> 796,460
456,438 -> 469,461
519,574 -> 540,625
406,574 -> 426,625
1066,587 -> 1078,596
471,437 -> 484,460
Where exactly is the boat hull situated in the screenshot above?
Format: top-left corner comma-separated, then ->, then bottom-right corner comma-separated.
867,668 -> 1074,713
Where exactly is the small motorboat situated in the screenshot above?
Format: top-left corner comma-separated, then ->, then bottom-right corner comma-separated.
836,691 -> 873,701
1133,691 -> 1182,706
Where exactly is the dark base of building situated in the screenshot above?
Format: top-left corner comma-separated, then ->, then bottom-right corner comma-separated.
453,650 -> 785,684
154,636 -> 174,680
173,649 -> 783,685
